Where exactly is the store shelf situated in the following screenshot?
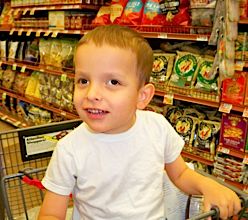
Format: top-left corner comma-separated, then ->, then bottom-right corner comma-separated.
214,175 -> 247,191
217,146 -> 248,164
0,110 -> 29,128
0,60 -> 75,78
11,3 -> 100,11
239,18 -> 248,24
182,150 -> 214,166
6,25 -> 211,41
0,88 -> 79,120
155,89 -> 220,108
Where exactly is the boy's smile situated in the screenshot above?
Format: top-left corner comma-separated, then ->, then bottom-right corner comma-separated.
74,42 -> 143,134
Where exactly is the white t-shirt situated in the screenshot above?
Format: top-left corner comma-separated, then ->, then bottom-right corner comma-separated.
42,110 -> 184,220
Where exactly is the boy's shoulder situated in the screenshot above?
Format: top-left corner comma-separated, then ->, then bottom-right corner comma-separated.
137,110 -> 169,127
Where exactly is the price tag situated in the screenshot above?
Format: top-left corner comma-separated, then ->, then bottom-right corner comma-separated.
23,8 -> 29,15
163,94 -> 174,105
219,102 -> 232,113
21,66 -> 26,73
243,155 -> 248,165
2,92 -> 6,99
196,35 -> 208,41
216,176 -> 225,182
26,29 -> 32,36
39,69 -> 45,72
51,31 -> 58,38
44,31 -> 51,37
9,29 -> 15,35
218,146 -> 230,154
30,8 -> 35,15
61,73 -> 67,82
243,107 -> 248,117
158,33 -> 168,39
60,111 -> 67,116
13,9 -> 20,16
18,29 -> 23,36
235,61 -> 245,71
73,30 -> 81,35
12,63 -> 17,71
35,30 -> 42,37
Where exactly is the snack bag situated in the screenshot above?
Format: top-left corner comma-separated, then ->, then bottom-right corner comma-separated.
151,51 -> 175,82
120,0 -> 145,25
169,51 -> 200,88
221,71 -> 246,106
194,56 -> 218,92
110,0 -> 129,24
92,6 -> 111,25
159,0 -> 190,26
141,0 -> 165,25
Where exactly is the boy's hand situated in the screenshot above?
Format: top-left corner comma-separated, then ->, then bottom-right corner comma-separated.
202,180 -> 241,219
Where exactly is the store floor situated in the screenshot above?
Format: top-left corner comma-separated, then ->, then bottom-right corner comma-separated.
0,120 -> 16,132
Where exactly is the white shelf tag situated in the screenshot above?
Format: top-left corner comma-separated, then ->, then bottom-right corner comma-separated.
158,33 -> 168,39
219,102 -> 232,113
218,146 -> 230,155
196,35 -> 208,41
21,66 -> 26,73
243,107 -> 248,118
163,94 -> 174,105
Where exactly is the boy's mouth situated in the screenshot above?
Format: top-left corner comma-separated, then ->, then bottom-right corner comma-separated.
86,108 -> 108,115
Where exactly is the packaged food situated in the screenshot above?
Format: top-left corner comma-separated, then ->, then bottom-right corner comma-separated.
2,68 -> 16,89
110,0 -> 128,24
219,113 -> 248,152
141,0 -> 165,25
24,39 -> 40,64
92,6 -> 111,25
194,56 -> 218,92
8,41 -> 19,60
169,51 -> 200,88
0,41 -> 7,61
221,71 -> 246,106
193,119 -> 220,155
120,0 -> 145,25
13,72 -> 30,95
159,0 -> 190,26
150,52 -> 175,82
164,105 -> 184,126
174,116 -> 198,146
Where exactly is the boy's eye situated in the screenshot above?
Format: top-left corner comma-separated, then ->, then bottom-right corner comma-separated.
78,79 -> 88,84
108,79 -> 120,86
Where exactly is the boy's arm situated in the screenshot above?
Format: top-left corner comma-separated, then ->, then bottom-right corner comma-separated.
38,190 -> 69,220
165,155 -> 241,219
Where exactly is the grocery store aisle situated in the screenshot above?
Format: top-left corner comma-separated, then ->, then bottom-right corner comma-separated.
0,120 -> 16,132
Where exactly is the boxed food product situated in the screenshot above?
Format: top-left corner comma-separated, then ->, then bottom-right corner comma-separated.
219,113 -> 248,152
49,11 -> 66,30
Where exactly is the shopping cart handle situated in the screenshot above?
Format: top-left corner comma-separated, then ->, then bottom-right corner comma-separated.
187,206 -> 220,220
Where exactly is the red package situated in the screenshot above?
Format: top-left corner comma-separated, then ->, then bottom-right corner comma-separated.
110,0 -> 129,24
92,6 -> 111,25
221,72 -> 246,106
120,0 -> 145,25
141,0 -> 165,25
159,0 -> 190,26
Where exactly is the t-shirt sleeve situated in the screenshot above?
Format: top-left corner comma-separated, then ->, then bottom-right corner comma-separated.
42,141 -> 76,196
163,117 -> 185,164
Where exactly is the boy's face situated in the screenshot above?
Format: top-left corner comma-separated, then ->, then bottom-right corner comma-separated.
74,43 -> 146,134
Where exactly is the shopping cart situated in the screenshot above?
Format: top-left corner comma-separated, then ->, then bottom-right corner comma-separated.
0,119 -> 81,219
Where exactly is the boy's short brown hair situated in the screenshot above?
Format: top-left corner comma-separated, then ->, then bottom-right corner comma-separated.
76,25 -> 153,87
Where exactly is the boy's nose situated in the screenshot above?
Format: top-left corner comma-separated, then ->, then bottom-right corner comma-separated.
86,84 -> 102,101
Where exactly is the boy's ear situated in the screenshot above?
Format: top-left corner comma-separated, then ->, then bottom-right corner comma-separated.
137,83 -> 155,109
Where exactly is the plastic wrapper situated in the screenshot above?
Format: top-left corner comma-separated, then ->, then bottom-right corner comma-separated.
159,0 -> 190,26
193,119 -> 220,155
169,51 -> 200,88
2,68 -> 16,89
24,39 -> 40,64
141,0 -> 165,25
110,0 -> 128,24
0,40 -> 7,61
39,38 -> 51,66
183,108 -> 206,119
150,51 -> 175,82
48,39 -> 62,69
221,71 -> 246,106
174,116 -> 198,146
235,32 -> 248,61
61,77 -> 74,111
25,71 -> 41,99
8,41 -> 19,60
16,41 -> 25,61
61,39 -> 77,71
92,6 -> 111,25
39,72 -> 52,103
163,105 -> 184,126
120,0 -> 145,25
194,56 -> 218,92
13,72 -> 30,95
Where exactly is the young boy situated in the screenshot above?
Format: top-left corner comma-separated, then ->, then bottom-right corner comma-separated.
38,25 -> 241,220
